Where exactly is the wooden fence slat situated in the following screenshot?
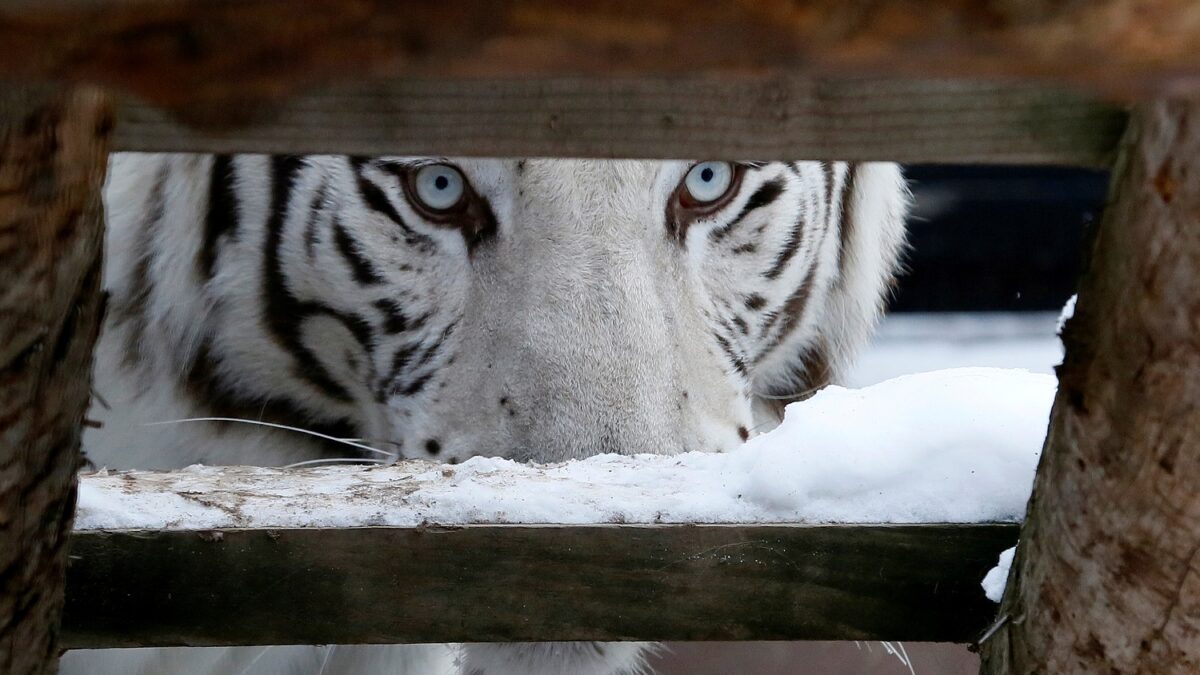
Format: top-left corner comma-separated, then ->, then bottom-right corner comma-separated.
112,78 -> 1126,165
61,523 -> 1017,648
3,0 -> 1199,110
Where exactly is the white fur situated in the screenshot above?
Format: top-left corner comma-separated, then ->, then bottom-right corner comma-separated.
459,642 -> 655,675
75,155 -> 908,674
61,644 -> 457,675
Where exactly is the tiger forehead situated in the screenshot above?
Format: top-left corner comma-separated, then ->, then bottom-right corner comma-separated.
388,158 -> 786,207
502,158 -> 680,189
517,160 -> 675,208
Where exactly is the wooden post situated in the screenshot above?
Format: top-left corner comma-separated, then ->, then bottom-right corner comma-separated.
980,98 -> 1200,673
0,87 -> 111,675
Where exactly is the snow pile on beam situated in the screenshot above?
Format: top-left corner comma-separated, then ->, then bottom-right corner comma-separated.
982,546 -> 1017,602
75,367 -> 1055,530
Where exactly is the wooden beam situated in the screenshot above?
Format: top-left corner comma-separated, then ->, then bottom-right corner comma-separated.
980,97 -> 1200,672
0,86 -> 111,675
113,78 -> 1126,165
61,523 -> 1016,649
2,0 -> 1199,120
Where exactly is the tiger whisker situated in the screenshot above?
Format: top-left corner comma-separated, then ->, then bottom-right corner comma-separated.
341,438 -> 405,451
144,417 -> 396,459
284,457 -> 392,469
91,387 -> 111,411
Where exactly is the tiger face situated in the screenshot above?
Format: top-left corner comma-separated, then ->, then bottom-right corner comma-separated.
88,155 -> 907,469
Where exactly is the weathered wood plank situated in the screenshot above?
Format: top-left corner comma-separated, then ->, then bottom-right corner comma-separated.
113,77 -> 1126,165
981,97 -> 1200,673
0,86 -> 111,675
61,523 -> 1016,648
2,0 -> 1198,119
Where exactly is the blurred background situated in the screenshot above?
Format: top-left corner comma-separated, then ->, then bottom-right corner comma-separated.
650,164 -> 1109,674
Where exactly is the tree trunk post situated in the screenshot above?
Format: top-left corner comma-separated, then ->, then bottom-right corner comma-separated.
0,86 -> 112,675
980,98 -> 1200,673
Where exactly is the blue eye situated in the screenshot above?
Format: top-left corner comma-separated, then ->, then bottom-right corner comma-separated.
684,161 -> 734,203
414,165 -> 465,211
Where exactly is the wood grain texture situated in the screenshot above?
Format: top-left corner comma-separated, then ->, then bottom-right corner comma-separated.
113,77 -> 1126,165
0,86 -> 111,675
2,0 -> 1199,118
980,98 -> 1200,673
61,524 -> 1017,648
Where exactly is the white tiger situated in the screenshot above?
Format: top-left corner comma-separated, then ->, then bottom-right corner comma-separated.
64,154 -> 908,675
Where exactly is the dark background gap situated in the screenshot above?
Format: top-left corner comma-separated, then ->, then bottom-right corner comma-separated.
893,165 -> 1108,313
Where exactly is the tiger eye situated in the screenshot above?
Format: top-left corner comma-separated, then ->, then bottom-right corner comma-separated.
413,165 -> 466,212
667,161 -> 745,242
683,161 -> 735,205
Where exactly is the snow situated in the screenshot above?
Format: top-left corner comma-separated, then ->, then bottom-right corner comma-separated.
75,367 -> 1055,531
982,546 -> 1017,602
1057,294 -> 1078,334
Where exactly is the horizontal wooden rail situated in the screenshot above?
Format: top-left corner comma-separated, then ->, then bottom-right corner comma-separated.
113,78 -> 1126,165
62,523 -> 1016,648
5,1 -> 1199,112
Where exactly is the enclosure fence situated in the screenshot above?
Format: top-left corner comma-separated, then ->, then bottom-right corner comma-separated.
5,4 -> 1198,673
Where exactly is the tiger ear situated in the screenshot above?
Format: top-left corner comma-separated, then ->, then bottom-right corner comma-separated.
818,162 -> 910,382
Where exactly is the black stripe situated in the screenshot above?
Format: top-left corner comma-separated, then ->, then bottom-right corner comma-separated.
756,225 -> 829,359
350,157 -> 406,224
408,321 -> 457,372
399,372 -> 433,396
184,338 -> 362,458
199,154 -> 237,279
374,301 -> 431,337
348,157 -> 436,251
117,162 -> 170,369
385,344 -> 418,386
303,179 -> 328,261
465,196 -> 499,254
410,342 -> 443,372
713,332 -> 748,376
374,299 -> 409,334
332,310 -> 376,355
837,163 -> 859,274
710,179 -> 784,243
757,265 -> 816,358
821,161 -> 836,208
333,215 -> 384,285
764,206 -> 807,280
262,155 -> 354,402
731,314 -> 750,336
383,321 -> 457,397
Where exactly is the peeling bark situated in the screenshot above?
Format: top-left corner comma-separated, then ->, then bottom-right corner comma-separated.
0,86 -> 111,675
980,98 -> 1200,673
